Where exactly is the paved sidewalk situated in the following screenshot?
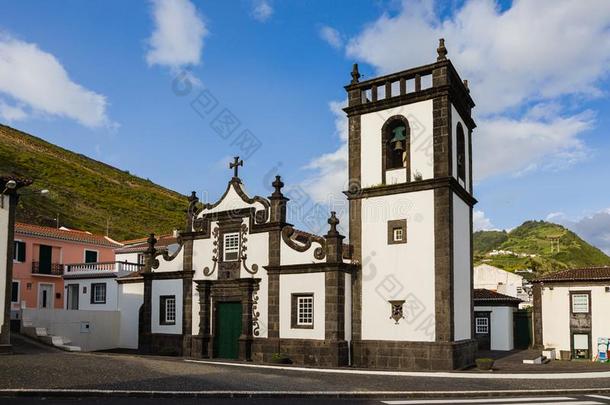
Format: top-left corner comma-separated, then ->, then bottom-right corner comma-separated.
2,334 -> 610,396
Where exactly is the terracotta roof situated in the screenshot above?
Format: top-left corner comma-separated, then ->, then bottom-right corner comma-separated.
473,288 -> 522,304
15,222 -> 121,248
533,266 -> 610,283
115,234 -> 177,254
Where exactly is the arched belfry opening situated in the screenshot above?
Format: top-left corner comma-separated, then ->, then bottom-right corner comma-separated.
382,116 -> 410,183
456,122 -> 466,183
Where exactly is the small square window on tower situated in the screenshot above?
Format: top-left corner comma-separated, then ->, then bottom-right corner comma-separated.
387,219 -> 407,244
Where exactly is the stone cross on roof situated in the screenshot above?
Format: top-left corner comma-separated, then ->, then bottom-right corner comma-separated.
230,156 -> 243,178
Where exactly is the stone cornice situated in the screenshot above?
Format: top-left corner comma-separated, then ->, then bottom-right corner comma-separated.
264,262 -> 358,275
142,270 -> 195,280
344,176 -> 477,207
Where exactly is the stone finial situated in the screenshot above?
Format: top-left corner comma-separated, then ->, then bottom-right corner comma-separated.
437,38 -> 447,61
271,175 -> 284,198
463,79 -> 470,93
327,211 -> 340,236
351,63 -> 361,84
145,233 -> 157,255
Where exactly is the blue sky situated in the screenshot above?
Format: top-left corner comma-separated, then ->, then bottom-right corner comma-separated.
1,0 -> 610,253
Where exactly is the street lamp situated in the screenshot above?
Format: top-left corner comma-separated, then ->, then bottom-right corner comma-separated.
1,180 -> 17,209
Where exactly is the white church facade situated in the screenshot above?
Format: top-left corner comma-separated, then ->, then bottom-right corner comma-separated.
127,39 -> 477,370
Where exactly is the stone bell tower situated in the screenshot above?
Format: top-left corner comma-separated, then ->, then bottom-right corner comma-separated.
344,39 -> 477,370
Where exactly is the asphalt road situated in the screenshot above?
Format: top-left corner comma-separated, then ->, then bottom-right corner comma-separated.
2,334 -> 610,397
3,395 -> 610,404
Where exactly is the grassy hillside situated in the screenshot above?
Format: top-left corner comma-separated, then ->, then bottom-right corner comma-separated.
474,220 -> 610,275
0,124 -> 186,241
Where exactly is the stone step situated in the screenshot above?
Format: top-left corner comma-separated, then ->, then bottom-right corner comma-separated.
58,344 -> 81,352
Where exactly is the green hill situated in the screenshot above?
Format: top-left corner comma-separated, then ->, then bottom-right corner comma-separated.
474,220 -> 610,275
0,124 -> 186,241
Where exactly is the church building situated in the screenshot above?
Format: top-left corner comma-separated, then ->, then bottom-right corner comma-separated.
137,39 -> 477,370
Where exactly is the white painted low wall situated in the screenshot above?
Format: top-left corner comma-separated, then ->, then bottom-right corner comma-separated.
22,308 -> 120,351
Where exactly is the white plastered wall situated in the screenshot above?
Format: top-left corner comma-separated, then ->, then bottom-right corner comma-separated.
360,100 -> 434,188
453,194 -> 472,341
360,190 -> 436,341
152,248 -> 184,272
475,305 -> 514,350
0,196 -> 8,329
280,239 -> 325,265
151,279 -> 183,334
279,272 -> 325,340
542,285 -> 610,353
115,252 -> 140,263
64,278 -> 119,311
344,273 -> 352,342
118,281 -> 143,349
451,104 -> 471,192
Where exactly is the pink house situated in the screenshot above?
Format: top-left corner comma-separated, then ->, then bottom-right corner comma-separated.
11,223 -> 121,315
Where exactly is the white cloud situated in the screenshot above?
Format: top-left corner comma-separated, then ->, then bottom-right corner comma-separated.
0,33 -> 111,128
301,100 -> 348,205
0,100 -> 26,122
146,0 -> 207,70
342,0 -> 610,181
319,26 -> 343,49
252,0 -> 273,23
476,111 -> 593,180
473,210 -> 494,231
549,208 -> 610,255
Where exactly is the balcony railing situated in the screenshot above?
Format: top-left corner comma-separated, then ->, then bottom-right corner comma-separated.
32,262 -> 64,276
64,261 -> 143,274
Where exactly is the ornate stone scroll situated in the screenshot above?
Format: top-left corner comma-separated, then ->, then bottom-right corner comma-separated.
281,226 -> 326,260
203,227 -> 220,276
240,223 -> 259,275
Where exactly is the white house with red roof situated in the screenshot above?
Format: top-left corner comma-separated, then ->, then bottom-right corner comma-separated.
533,266 -> 610,360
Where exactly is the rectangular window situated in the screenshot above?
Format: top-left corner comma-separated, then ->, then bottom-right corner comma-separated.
387,219 -> 407,244
223,232 -> 240,261
297,296 -> 314,326
160,295 -> 176,325
137,254 -> 145,265
90,283 -> 106,304
11,281 -> 19,303
571,293 -> 589,314
13,241 -> 26,262
475,317 -> 489,334
85,250 -> 98,263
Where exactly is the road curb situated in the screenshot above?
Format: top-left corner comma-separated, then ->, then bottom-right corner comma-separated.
185,359 -> 610,380
2,388 -> 610,399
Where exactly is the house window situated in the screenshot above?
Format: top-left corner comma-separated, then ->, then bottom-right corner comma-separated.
90,283 -> 106,304
85,250 -> 98,263
11,281 -> 19,303
456,122 -> 466,182
223,232 -> 240,261
13,241 -> 26,262
160,295 -> 176,325
475,317 -> 489,334
291,294 -> 314,329
137,254 -> 145,265
573,333 -> 590,359
571,293 -> 589,314
387,219 -> 407,244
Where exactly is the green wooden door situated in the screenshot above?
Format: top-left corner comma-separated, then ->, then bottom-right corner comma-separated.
214,302 -> 242,359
